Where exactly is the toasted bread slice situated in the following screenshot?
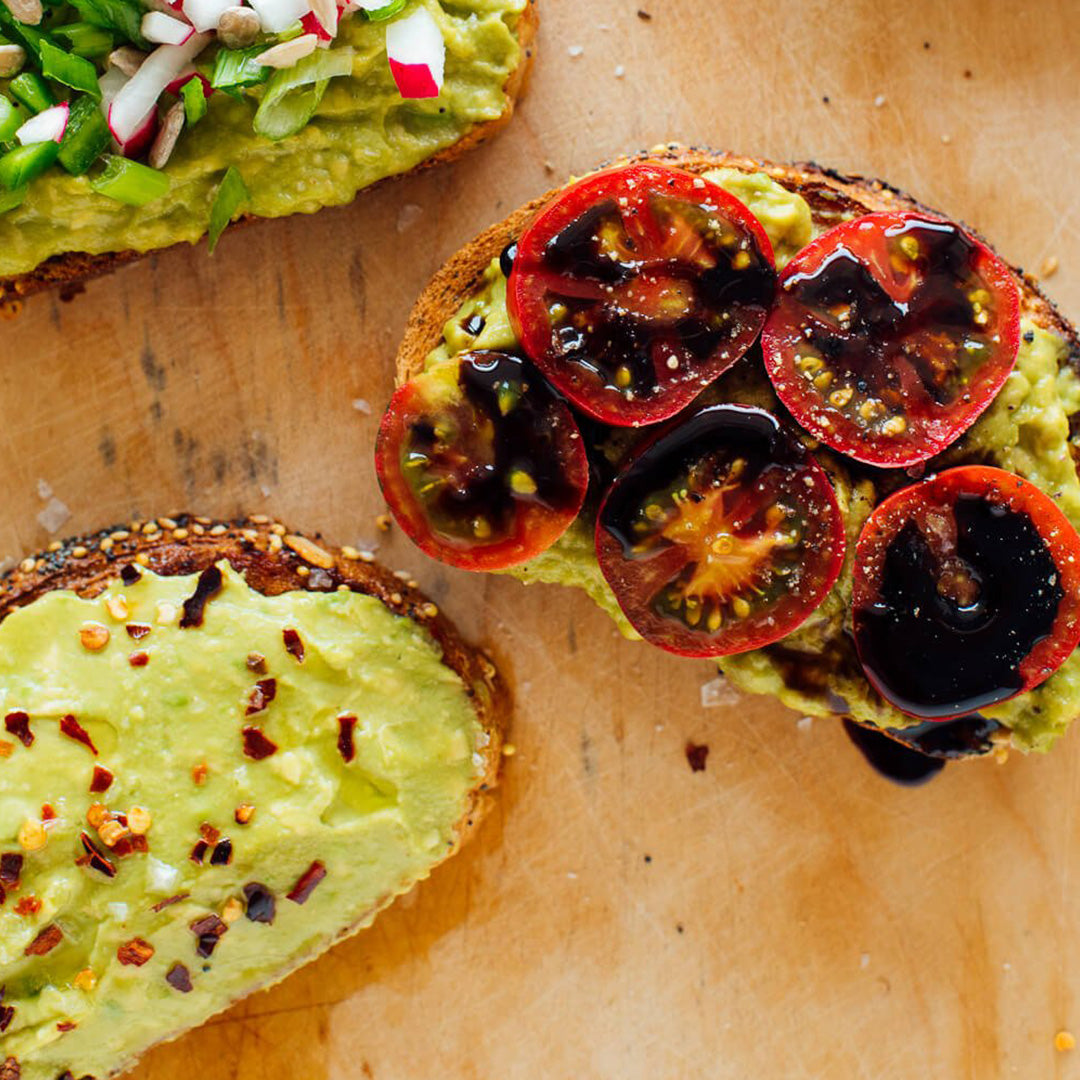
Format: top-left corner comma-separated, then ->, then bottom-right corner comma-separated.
0,514 -> 505,1080
0,0 -> 537,308
396,146 -> 1079,382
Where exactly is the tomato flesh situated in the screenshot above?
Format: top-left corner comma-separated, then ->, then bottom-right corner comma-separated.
375,352 -> 589,571
852,466 -> 1080,719
507,163 -> 777,427
595,404 -> 846,656
762,212 -> 1021,466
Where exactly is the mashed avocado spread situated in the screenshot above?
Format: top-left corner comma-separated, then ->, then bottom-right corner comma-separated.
426,167 -> 1080,752
0,563 -> 484,1078
0,0 -> 525,278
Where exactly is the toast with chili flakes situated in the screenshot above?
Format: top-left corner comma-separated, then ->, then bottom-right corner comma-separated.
0,515 -> 505,1080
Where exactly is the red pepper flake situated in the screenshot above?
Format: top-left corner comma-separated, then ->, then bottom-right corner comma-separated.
56,1021 -> 76,1032
0,1057 -> 17,1080
165,962 -> 193,993
120,563 -> 142,586
126,623 -> 151,641
14,897 -> 40,917
77,832 -> 117,879
151,892 -> 190,913
0,741 -> 12,758
246,653 -> 267,674
286,861 -> 327,905
189,840 -> 209,865
117,937 -> 155,967
179,566 -> 223,629
0,854 -> 22,888
24,924 -> 62,956
0,1006 -> 12,1033
685,742 -> 710,773
209,839 -> 233,866
242,882 -> 276,924
191,762 -> 209,786
199,823 -> 221,843
3,713 -> 32,748
282,628 -> 305,662
242,727 -> 278,760
59,715 -> 97,756
245,678 -> 277,716
129,651 -> 150,667
337,715 -> 357,763
90,765 -> 114,794
40,804 -> 56,822
189,914 -> 228,958
234,804 -> 255,825
130,834 -> 149,855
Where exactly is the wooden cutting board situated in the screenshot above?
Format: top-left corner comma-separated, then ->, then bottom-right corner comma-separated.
3,2 -> 1080,1076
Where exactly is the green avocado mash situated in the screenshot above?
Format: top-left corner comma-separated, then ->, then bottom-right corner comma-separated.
426,168 -> 1080,752
0,0 -> 525,278
0,563 -> 485,1079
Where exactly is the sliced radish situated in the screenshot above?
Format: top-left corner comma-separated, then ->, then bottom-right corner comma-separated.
386,7 -> 444,99
254,32 -> 317,67
307,0 -> 337,37
99,65 -> 131,105
141,10 -> 195,44
114,107 -> 158,158
108,34 -> 209,145
15,102 -> 69,145
181,0 -> 234,32
247,0 -> 308,34
164,67 -> 213,97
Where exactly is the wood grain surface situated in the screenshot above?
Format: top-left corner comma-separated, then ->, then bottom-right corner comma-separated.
3,2 -> 1080,1077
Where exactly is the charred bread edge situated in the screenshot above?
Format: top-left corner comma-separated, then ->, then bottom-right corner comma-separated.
395,144 -> 1079,383
0,0 -> 538,307
0,513 -> 505,1079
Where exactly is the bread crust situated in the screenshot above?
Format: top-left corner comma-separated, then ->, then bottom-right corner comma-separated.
395,145 -> 1079,383
0,0 -> 538,307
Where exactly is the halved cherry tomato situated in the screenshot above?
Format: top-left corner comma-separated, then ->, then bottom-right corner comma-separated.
375,351 -> 589,571
595,404 -> 846,656
762,211 -> 1021,467
852,465 -> 1080,720
507,163 -> 777,428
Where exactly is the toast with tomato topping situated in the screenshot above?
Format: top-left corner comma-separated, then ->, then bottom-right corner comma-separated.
385,146 -> 1080,764
0,515 -> 504,1080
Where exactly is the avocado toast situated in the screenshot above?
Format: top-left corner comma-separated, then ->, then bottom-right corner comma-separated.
0,515 -> 504,1080
0,0 -> 536,304
378,146 -> 1080,761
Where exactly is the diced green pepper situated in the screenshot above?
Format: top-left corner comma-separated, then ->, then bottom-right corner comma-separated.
9,71 -> 55,114
90,154 -> 169,206
0,140 -> 59,190
40,39 -> 102,99
0,96 -> 23,143
58,94 -> 109,175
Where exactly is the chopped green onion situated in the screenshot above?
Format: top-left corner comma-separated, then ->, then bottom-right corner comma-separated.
253,46 -> 353,141
181,74 -> 208,126
8,72 -> 55,115
40,39 -> 102,100
359,0 -> 406,20
58,94 -> 109,175
0,141 -> 60,190
69,0 -> 148,49
211,46 -> 270,90
90,154 -> 169,205
0,96 -> 24,144
52,22 -> 114,58
0,184 -> 26,214
0,7 -> 54,58
207,165 -> 248,253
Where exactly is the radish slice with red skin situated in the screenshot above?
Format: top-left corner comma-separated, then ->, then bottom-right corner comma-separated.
108,33 -> 209,144
98,65 -> 130,106
111,106 -> 158,157
164,67 -> 212,97
181,0 -> 233,31
247,0 -> 308,34
15,102 -> 69,145
141,10 -> 195,44
386,6 -> 444,99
